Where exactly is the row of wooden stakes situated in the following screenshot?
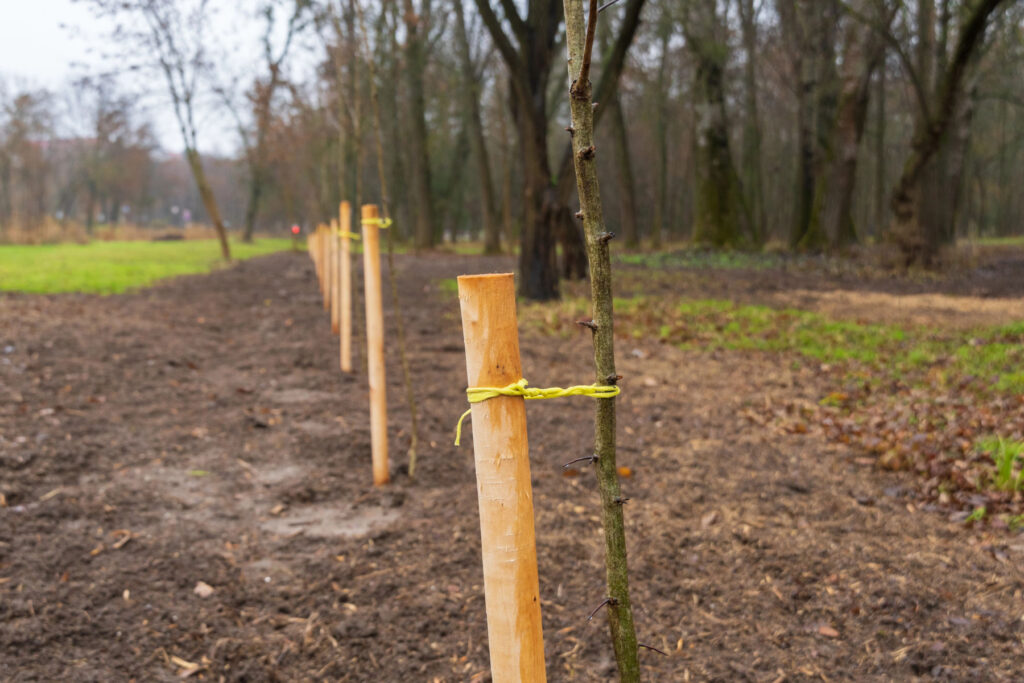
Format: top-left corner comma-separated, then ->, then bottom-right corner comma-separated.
307,202 -> 389,486
310,210 -> 547,680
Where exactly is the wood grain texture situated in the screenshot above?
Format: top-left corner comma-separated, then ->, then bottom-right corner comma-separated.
458,273 -> 546,682
339,202 -> 353,373
330,219 -> 340,335
362,204 -> 389,486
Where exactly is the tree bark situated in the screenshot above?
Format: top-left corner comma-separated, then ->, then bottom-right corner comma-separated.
684,0 -> 750,247
402,0 -> 436,250
185,147 -> 231,261
888,0 -> 1008,264
738,0 -> 766,245
808,0 -> 890,248
563,1 -> 639,679
453,0 -> 501,254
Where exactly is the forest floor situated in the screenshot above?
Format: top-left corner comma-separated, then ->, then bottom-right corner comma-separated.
2,248 -> 1023,681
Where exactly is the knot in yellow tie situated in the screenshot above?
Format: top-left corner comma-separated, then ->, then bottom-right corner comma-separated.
360,217 -> 393,229
454,378 -> 620,446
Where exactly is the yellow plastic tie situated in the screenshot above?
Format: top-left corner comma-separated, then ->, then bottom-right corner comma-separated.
360,217 -> 393,229
333,228 -> 361,240
454,378 -> 620,446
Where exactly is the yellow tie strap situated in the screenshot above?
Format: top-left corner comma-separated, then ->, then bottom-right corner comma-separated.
334,228 -> 361,240
361,217 -> 393,229
454,378 -> 620,446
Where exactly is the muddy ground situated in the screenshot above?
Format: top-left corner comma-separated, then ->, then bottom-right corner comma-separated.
1,250 -> 1023,682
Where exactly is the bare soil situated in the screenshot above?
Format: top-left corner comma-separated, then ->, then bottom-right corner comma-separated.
2,251 -> 1023,681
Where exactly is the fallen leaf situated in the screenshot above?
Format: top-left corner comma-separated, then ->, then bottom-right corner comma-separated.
617,466 -> 633,478
818,625 -> 840,638
193,581 -> 215,598
700,511 -> 719,529
111,530 -> 133,549
186,470 -> 210,477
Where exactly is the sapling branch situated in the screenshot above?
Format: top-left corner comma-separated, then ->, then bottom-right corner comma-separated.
587,597 -> 617,622
563,454 -> 600,468
563,0 -> 640,680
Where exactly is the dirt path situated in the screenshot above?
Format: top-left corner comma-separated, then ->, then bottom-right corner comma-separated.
1,252 -> 1022,681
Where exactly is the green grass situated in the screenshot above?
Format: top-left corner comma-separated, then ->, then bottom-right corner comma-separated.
0,239 -> 297,294
516,292 -> 1024,397
977,437 -> 1024,491
616,249 -> 787,271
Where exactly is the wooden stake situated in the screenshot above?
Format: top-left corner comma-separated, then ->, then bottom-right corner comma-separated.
362,204 -> 388,485
339,201 -> 353,373
457,273 -> 546,682
312,225 -> 321,290
330,219 -> 340,334
320,224 -> 330,310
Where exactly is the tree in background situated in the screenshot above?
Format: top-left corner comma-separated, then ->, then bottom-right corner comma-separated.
682,0 -> 752,247
886,0 -> 1012,264
84,0 -> 233,260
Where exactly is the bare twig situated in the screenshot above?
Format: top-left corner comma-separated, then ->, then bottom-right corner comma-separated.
573,0 -> 600,97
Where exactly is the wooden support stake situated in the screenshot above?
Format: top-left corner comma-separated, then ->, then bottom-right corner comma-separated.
457,273 -> 546,682
362,204 -> 388,485
312,226 -> 321,290
325,223 -> 333,313
339,201 -> 353,373
330,219 -> 341,334
320,224 -> 330,310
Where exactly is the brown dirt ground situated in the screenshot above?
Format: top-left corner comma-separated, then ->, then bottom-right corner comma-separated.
2,251 -> 1023,682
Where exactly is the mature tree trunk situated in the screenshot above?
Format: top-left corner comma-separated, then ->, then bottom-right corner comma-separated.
475,0 -> 646,299
917,78 -> 977,246
515,89 -> 562,299
684,0 -> 750,247
737,0 -> 766,245
651,16 -> 670,248
185,148 -> 231,260
888,0 -> 1009,265
402,0 -> 436,250
809,1 -> 890,248
599,16 -> 639,248
873,49 -> 887,238
781,0 -> 840,250
242,164 -> 266,242
453,0 -> 500,254
607,95 -> 639,248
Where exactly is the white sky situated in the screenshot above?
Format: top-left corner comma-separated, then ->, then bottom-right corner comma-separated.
0,0 -> 317,155
0,0 -> 107,86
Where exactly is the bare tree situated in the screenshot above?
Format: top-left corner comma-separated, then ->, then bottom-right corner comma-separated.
219,1 -> 307,242
453,0 -> 501,254
887,0 -> 1012,263
83,0 -> 233,259
473,0 -> 646,300
682,0 -> 751,247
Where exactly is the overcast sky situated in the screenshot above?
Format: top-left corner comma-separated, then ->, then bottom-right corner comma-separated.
0,0 -> 315,155
0,1 -> 107,87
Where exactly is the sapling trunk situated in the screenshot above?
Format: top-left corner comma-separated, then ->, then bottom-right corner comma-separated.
563,0 -> 640,680
356,3 -> 421,478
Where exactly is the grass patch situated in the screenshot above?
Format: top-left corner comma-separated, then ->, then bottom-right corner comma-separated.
518,293 -> 1024,397
616,249 -> 786,271
977,437 -> 1024,491
0,239 -> 296,294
